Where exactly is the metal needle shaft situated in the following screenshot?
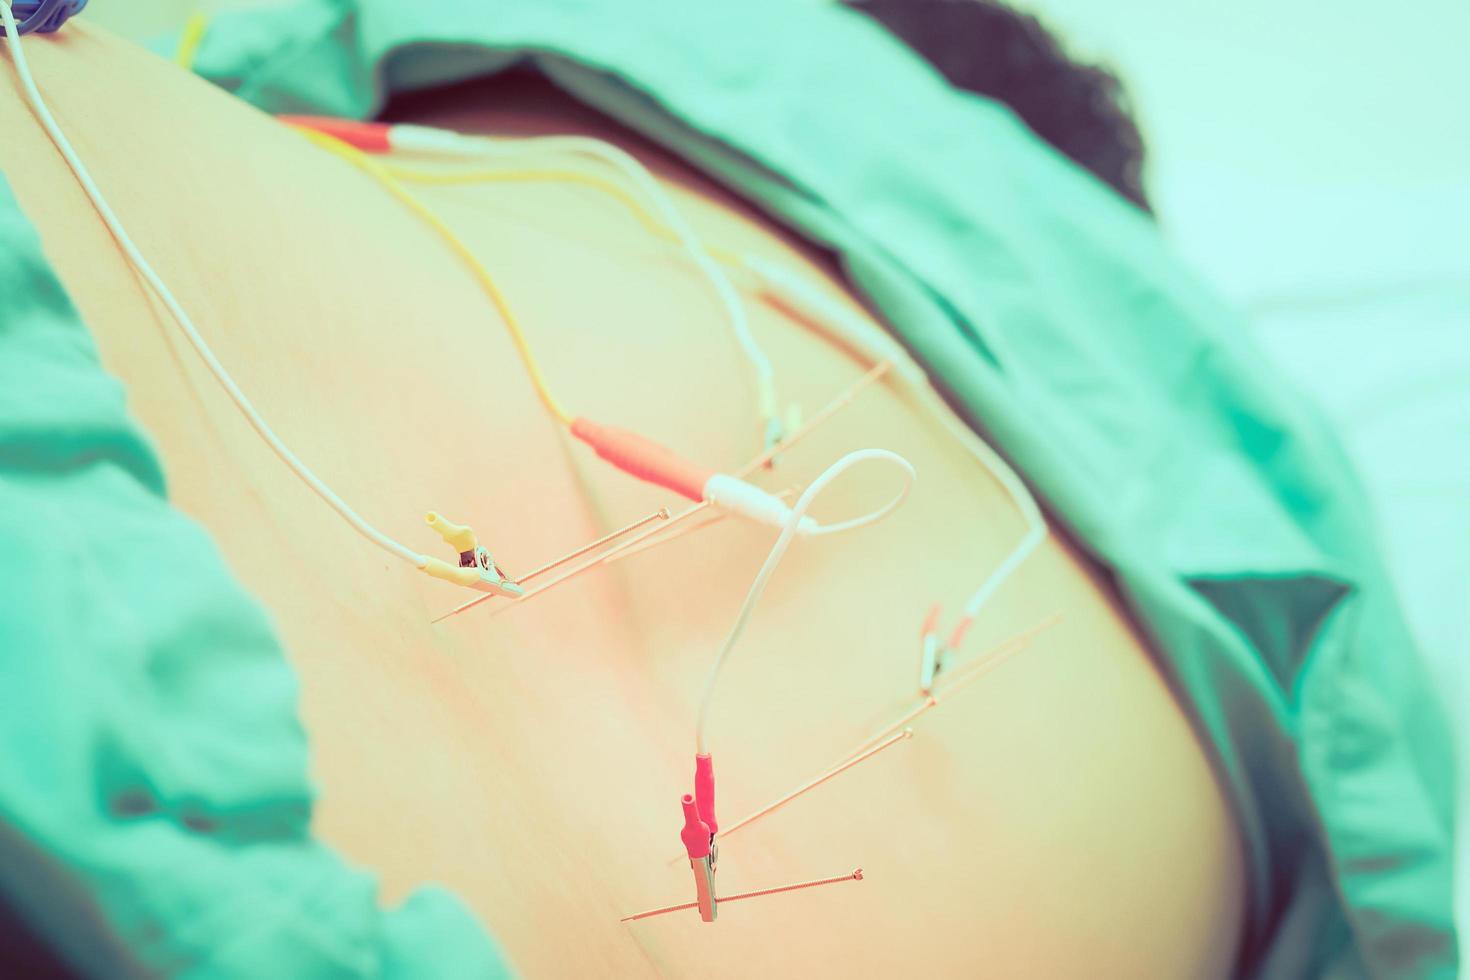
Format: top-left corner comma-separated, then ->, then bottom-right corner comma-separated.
715,729 -> 913,845
620,869 -> 865,923
432,502 -> 709,623
736,361 -> 890,477
595,486 -> 797,565
430,363 -> 885,624
513,507 -> 670,585
484,501 -> 714,618
843,614 -> 1064,759
675,615 -> 1063,859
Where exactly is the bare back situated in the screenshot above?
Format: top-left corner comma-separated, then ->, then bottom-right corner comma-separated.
0,27 -> 1245,977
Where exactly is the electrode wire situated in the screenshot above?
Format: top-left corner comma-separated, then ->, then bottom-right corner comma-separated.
620,868 -> 864,922
842,612 -> 1060,760
0,6 -> 429,570
175,10 -> 209,69
431,360 -> 897,625
449,123 -> 1045,616
296,128 -> 576,426
301,126 -> 780,436
378,161 -> 745,268
338,131 -> 1046,641
427,131 -> 781,428
690,614 -> 1062,859
741,255 -> 1049,639
364,140 -> 1044,620
930,409 -> 1046,628
503,362 -> 892,596
350,128 -> 1044,622
512,506 -> 670,586
734,361 -> 891,478
694,449 -> 917,755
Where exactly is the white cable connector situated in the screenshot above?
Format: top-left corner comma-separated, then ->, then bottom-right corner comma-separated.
702,474 -> 817,536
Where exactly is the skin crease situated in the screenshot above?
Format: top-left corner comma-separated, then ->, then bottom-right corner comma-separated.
1,24 -> 1246,979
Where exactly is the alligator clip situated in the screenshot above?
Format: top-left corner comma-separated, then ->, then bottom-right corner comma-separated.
918,603 -> 946,695
918,603 -> 978,695
679,754 -> 720,922
623,751 -> 866,924
420,511 -> 524,597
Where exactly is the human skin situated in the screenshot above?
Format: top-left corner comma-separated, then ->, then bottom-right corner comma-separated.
0,25 -> 1246,978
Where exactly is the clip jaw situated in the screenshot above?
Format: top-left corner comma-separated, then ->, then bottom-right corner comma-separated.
421,511 -> 524,597
623,751 -> 866,924
918,604 -> 980,695
760,404 -> 803,470
681,795 -> 718,922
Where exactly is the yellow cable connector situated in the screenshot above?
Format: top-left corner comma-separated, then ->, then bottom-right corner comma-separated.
421,511 -> 524,598
426,510 -> 477,553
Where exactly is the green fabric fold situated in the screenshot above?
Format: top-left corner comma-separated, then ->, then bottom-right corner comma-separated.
0,173 -> 511,977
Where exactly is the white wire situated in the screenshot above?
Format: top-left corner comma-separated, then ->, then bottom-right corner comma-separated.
941,412 -> 1046,621
0,4 -> 428,570
694,448 -> 916,754
741,253 -> 1048,626
412,127 -> 782,431
802,471 -> 912,538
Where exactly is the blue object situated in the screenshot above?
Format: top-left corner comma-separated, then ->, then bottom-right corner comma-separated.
0,0 -> 87,36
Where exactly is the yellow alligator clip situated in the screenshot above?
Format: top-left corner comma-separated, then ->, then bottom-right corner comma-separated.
420,511 -> 525,597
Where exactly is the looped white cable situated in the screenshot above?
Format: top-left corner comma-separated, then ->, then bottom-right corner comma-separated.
802,457 -> 914,538
695,448 -> 916,754
741,253 -> 1049,633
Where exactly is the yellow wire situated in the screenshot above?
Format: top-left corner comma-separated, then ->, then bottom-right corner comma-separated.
295,127 -> 576,426
377,161 -> 747,268
175,11 -> 210,70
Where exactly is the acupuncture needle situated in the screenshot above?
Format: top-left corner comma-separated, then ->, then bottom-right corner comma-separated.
460,488 -> 796,622
433,363 -> 888,623
513,507 -> 671,585
734,361 -> 891,478
842,613 -> 1063,760
685,614 -> 1062,856
499,361 -> 887,599
432,501 -> 707,623
590,359 -> 890,569
480,500 -> 715,618
582,487 -> 798,566
620,868 -> 865,923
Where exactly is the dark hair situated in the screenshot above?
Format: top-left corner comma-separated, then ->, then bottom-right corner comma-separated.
845,0 -> 1152,213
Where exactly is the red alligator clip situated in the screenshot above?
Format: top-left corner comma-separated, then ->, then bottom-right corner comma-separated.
680,754 -> 719,921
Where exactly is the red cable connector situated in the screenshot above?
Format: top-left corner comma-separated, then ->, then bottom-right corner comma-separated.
278,115 -> 392,152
